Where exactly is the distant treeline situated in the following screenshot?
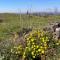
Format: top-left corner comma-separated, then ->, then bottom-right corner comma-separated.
24,10 -> 60,16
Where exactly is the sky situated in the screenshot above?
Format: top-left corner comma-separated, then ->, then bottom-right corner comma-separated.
0,0 -> 60,13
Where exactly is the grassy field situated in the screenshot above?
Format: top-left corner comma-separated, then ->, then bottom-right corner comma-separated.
0,13 -> 60,40
0,13 -> 60,60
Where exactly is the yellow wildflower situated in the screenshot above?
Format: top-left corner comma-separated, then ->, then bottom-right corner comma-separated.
44,43 -> 47,47
41,50 -> 45,54
31,38 -> 34,42
36,45 -> 39,48
56,42 -> 59,45
15,52 -> 18,54
42,38 -> 45,42
31,52 -> 34,55
33,56 -> 35,58
38,49 -> 41,52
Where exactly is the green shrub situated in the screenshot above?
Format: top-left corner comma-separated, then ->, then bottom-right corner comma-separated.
0,30 -> 60,60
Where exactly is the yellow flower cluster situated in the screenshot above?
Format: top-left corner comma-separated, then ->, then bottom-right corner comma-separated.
10,30 -> 60,60
23,30 -> 49,59
11,45 -> 23,55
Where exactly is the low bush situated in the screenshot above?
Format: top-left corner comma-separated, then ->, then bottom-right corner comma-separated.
0,29 -> 60,60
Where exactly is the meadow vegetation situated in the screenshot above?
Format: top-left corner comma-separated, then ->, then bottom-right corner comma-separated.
0,13 -> 60,60
0,13 -> 60,40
